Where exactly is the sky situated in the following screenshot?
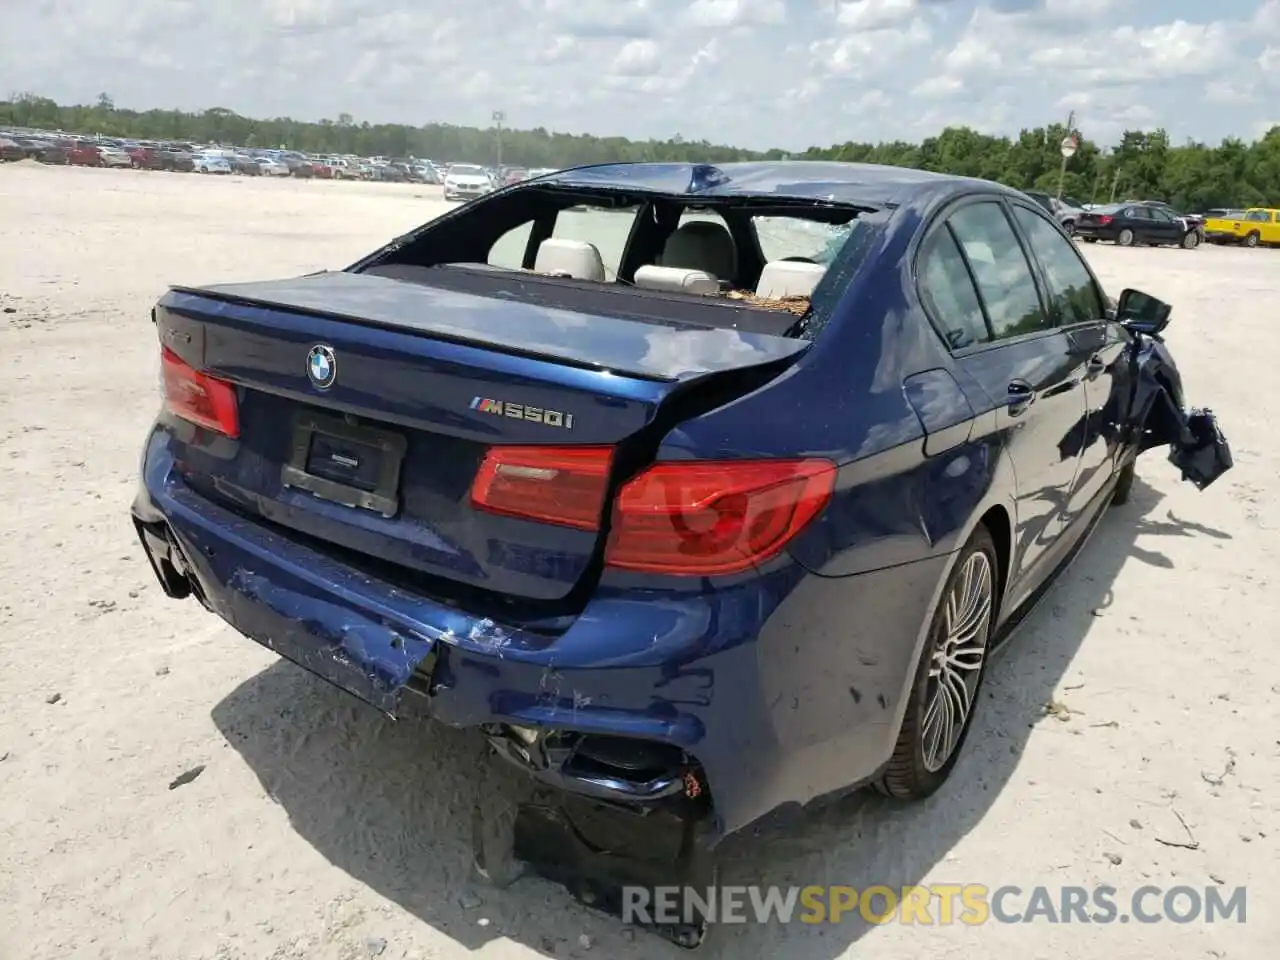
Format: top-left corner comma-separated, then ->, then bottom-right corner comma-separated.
3,0 -> 1279,151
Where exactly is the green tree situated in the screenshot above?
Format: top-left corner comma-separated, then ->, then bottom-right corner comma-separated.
2,94 -> 1277,208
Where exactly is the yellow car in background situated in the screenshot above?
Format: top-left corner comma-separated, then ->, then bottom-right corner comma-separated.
1202,208 -> 1280,247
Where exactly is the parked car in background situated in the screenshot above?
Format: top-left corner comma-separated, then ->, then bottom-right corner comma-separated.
97,145 -> 134,168
256,157 -> 291,177
132,161 -> 1231,946
126,145 -> 163,169
1130,200 -> 1205,241
63,139 -> 104,166
502,167 -> 530,186
330,158 -> 364,179
154,148 -> 195,172
193,150 -> 233,174
443,162 -> 494,201
231,153 -> 261,175
372,163 -> 408,182
1074,202 -> 1201,248
280,153 -> 314,178
1202,208 -> 1280,247
0,136 -> 25,162
13,137 -> 67,163
1022,189 -> 1084,234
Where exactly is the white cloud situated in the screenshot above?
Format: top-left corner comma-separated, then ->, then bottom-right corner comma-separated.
835,0 -> 920,31
686,0 -> 784,27
0,0 -> 1275,150
612,38 -> 660,75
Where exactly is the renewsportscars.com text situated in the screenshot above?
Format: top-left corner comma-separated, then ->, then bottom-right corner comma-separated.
622,884 -> 1247,926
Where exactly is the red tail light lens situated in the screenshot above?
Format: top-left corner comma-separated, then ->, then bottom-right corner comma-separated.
604,459 -> 836,576
160,346 -> 240,438
1096,215 -> 1113,225
471,446 -> 614,531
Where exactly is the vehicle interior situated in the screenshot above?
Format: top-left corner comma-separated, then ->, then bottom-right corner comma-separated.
356,185 -> 874,328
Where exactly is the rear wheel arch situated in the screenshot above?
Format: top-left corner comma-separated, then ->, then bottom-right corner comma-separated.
879,488 -> 1015,758
977,505 -> 1012,614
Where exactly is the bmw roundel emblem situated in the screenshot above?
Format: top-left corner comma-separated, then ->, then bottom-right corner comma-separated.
306,344 -> 337,390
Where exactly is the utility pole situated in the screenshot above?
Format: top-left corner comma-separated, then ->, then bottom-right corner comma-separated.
492,110 -> 505,173
1109,167 -> 1122,203
1056,109 -> 1077,201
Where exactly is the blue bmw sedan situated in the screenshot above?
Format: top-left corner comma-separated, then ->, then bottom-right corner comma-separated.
131,160 -> 1228,936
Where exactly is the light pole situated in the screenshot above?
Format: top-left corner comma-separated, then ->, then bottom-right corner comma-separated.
1057,109 -> 1077,201
492,110 -> 505,172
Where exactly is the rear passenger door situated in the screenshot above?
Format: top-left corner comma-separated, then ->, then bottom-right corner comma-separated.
917,199 -> 1089,600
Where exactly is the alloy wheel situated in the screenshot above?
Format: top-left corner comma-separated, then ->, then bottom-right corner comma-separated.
921,551 -> 994,772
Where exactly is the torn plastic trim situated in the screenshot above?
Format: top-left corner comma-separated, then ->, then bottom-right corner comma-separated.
485,724 -> 707,806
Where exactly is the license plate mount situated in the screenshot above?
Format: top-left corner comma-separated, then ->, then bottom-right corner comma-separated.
281,412 -> 407,518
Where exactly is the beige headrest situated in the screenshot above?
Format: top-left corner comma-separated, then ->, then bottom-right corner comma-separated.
534,238 -> 606,281
632,264 -> 719,296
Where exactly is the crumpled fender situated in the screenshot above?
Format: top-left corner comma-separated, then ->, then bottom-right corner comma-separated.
1126,332 -> 1233,490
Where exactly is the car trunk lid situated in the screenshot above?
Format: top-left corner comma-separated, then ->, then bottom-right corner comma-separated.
155,268 -> 809,604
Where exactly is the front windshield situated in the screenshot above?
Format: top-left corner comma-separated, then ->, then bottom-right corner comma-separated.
451,165 -> 485,176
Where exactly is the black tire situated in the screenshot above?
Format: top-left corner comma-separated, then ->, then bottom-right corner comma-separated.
1181,231 -> 1200,249
1245,231 -> 1260,248
1111,460 -> 1136,506
877,526 -> 999,800
1117,228 -> 1135,246
1062,220 -> 1075,236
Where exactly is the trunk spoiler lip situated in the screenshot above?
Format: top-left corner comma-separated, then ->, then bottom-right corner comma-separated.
163,270 -> 812,386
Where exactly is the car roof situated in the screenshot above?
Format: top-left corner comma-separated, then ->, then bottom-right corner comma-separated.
534,160 -> 1003,207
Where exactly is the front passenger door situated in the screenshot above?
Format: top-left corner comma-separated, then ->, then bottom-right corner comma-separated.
921,200 -> 1089,599
1148,207 -> 1182,245
1011,203 -> 1126,532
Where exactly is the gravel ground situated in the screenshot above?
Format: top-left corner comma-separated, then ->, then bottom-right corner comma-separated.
1,162 -> 1276,960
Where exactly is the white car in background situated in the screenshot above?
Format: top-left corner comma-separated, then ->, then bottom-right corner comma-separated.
97,146 -> 133,168
193,150 -> 233,174
443,163 -> 494,201
256,157 -> 291,177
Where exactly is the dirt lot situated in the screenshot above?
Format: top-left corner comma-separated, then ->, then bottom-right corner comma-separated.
1,163 -> 1276,960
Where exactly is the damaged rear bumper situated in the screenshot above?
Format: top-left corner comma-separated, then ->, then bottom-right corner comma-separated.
132,430 -> 938,847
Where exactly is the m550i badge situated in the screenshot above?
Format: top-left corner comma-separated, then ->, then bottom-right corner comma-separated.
471,396 -> 575,430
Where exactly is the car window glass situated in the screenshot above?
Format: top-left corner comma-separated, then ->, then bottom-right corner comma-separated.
487,222 -> 534,268
918,227 -> 990,350
751,215 -> 854,264
550,205 -> 641,277
947,202 -> 1050,340
1012,206 -> 1104,326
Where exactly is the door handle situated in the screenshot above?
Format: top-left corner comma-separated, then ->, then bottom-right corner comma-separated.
1006,380 -> 1035,417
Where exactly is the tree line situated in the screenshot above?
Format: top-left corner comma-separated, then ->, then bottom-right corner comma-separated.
4,92 -> 1279,212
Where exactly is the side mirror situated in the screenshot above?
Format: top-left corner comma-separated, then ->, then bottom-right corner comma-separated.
1116,288 -> 1172,335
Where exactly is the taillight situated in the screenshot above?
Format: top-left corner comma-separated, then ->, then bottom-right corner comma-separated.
160,346 -> 240,438
471,446 -> 613,531
604,459 -> 836,576
1096,215 -> 1113,225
